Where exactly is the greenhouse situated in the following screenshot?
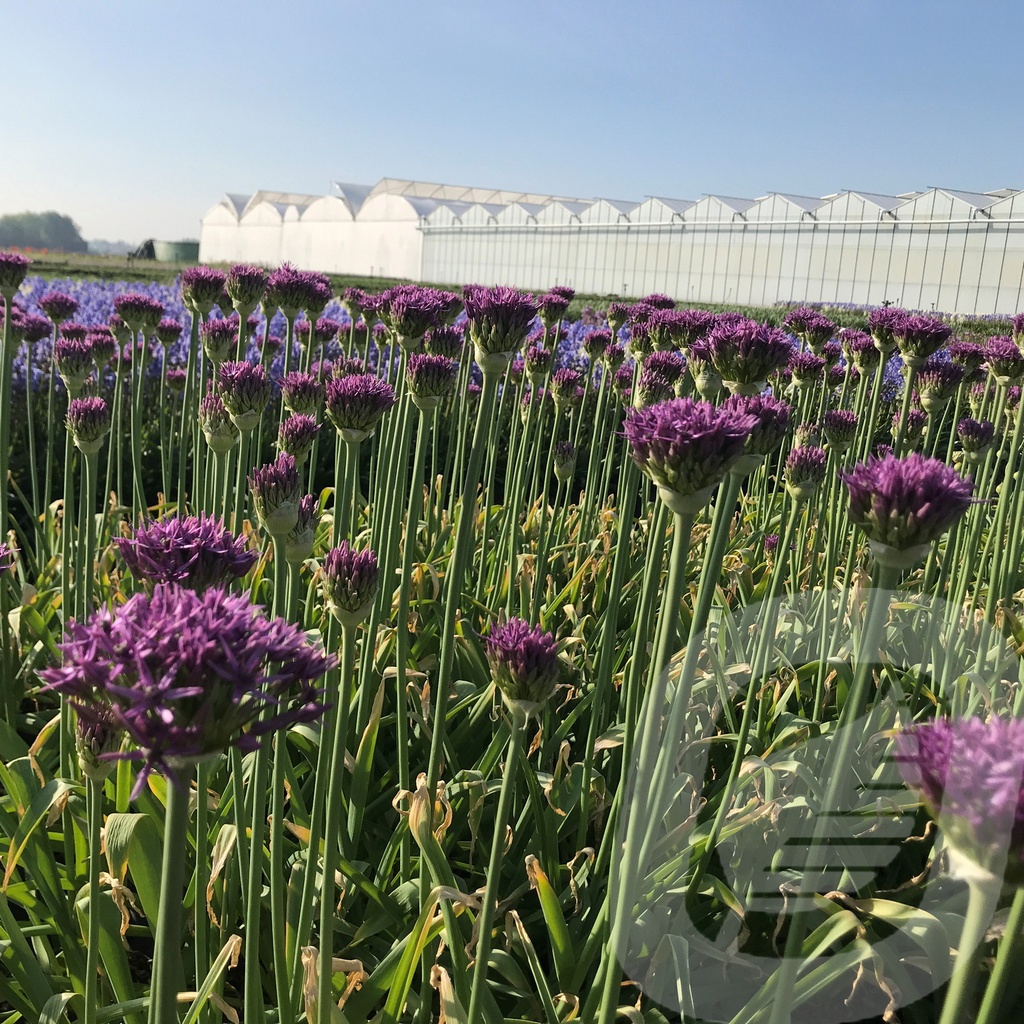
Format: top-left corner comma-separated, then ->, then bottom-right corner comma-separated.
199,178 -> 1024,313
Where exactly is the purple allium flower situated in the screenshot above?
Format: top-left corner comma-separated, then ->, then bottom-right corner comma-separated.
822,409 -> 859,451
310,316 -> 342,347
0,252 -> 30,295
117,514 -> 257,592
86,329 -> 117,368
278,414 -> 320,466
19,313 -> 51,345
789,351 -> 826,386
54,337 -> 94,395
38,290 -> 78,324
705,320 -> 794,391
606,302 -> 632,334
957,418 -> 995,455
895,718 -> 1024,880
266,264 -> 317,317
59,322 -> 88,342
156,318 -> 183,348
285,494 -> 319,565
892,406 -> 927,447
538,292 -> 571,330
869,307 -> 909,354
1008,385 -> 1023,411
583,328 -> 612,362
550,368 -> 585,410
485,617 -> 561,715
407,353 -> 459,410
986,336 -> 1024,385
785,446 -> 827,501
624,397 -> 758,511
634,366 -> 675,408
331,356 -> 367,378
343,286 -> 368,321
321,542 -> 380,627
200,317 -> 239,365
549,285 -> 575,302
782,306 -> 820,337
166,367 -> 188,394
198,391 -> 239,453
249,453 -> 301,537
113,292 -> 164,333
841,453 -> 974,556
1012,313 -> 1024,349
822,340 -> 843,367
628,321 -> 654,361
424,324 -> 464,360
218,360 -> 271,432
949,340 -> 987,373
723,394 -> 792,457
893,314 -> 952,367
325,373 -> 396,442
612,365 -> 634,404
763,534 -> 779,557
602,341 -> 626,371
225,263 -> 268,314
39,583 -> 332,791
463,285 -> 537,368
66,397 -> 110,456
524,344 -> 554,381
75,701 -> 122,782
642,292 -> 675,311
675,308 -> 717,348
914,358 -> 964,413
553,440 -> 577,483
280,371 -> 325,417
644,349 -> 686,385
180,266 -> 227,314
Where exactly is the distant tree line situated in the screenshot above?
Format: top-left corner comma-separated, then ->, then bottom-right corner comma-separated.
0,211 -> 88,252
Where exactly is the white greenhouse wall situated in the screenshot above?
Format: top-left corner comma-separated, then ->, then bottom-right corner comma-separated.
199,181 -> 1024,313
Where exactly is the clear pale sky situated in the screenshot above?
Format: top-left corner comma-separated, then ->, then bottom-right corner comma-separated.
3,0 -> 1023,244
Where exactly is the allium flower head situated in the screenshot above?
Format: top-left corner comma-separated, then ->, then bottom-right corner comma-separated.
784,446 -> 828,501
822,409 -> 858,451
200,317 -> 239,365
602,341 -> 626,370
949,340 -> 987,373
642,292 -> 675,310
75,703 -> 122,782
463,285 -> 537,369
66,397 -> 110,455
485,618 -> 561,717
19,313 -> 51,345
0,252 -> 30,295
723,394 -> 792,457
763,534 -> 779,557
957,417 -> 995,455
892,406 -> 927,447
113,293 -> 164,333
321,542 -> 380,627
674,308 -> 717,348
550,368 -> 585,410
553,440 -> 577,483
281,371 -> 325,417
156,318 -> 183,348
896,718 -> 1024,882
868,307 -> 908,354
249,454 -> 302,537
1012,313 -> 1024,350
199,391 -> 239,453
789,351 -> 826,386
117,514 -> 257,592
59,321 -> 88,342
266,264 -> 320,317
893,314 -> 952,366
218,360 -> 271,432
628,322 -> 654,361
278,414 -> 320,466
54,337 -> 94,395
606,302 -> 631,333
525,344 -> 553,381
39,584 -> 332,791
226,263 -> 268,314
795,421 -> 821,447
549,285 -> 575,301
538,292 -> 571,329
915,358 -> 964,412
38,290 -> 78,324
986,336 -> 1024,385
644,350 -> 686,385
407,353 -> 458,410
634,366 -> 676,408
583,328 -> 611,361
180,266 -> 227,314
425,325 -> 464,360
0,542 -> 15,574
705,320 -> 794,391
842,453 -> 974,562
285,494 -> 319,565
612,365 -> 634,404
325,373 -> 396,442
165,367 -> 188,394
624,397 -> 758,512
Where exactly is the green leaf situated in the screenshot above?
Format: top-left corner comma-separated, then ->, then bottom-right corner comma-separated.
3,778 -> 77,890
526,855 -> 575,995
102,812 -> 163,927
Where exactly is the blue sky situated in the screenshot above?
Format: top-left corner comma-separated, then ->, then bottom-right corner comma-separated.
4,0 -> 1023,243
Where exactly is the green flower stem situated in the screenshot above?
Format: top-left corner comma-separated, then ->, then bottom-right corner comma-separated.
501,380 -> 542,614
43,325 -> 59,524
0,296 -> 15,540
82,777 -> 103,1024
475,371 -> 510,602
24,344 -> 40,532
231,428 -> 250,534
598,508 -> 697,1024
243,737 -> 274,1022
579,366 -> 612,540
193,761 -> 210,1024
318,623 -> 357,1024
530,406 -> 564,616
466,705 -> 529,1024
893,364 -> 919,456
76,451 -> 99,619
148,767 -> 193,1024
976,885 -> 1024,1024
178,308 -> 202,513
104,357 -> 127,512
766,558 -> 901,1024
938,874 -> 1002,1024
858,357 -> 890,463
129,330 -> 151,518
158,348 -> 171,508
